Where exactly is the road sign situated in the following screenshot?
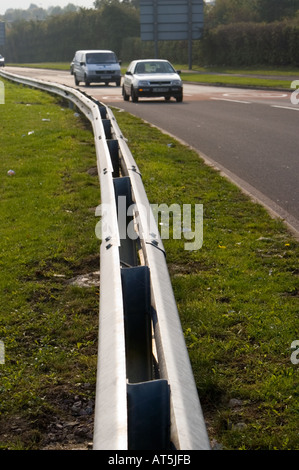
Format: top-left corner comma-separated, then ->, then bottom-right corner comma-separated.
140,0 -> 203,41
0,22 -> 5,46
140,0 -> 203,67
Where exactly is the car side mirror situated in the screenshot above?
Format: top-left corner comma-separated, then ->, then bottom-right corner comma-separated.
177,70 -> 181,75
119,60 -> 122,65
80,61 -> 85,66
125,71 -> 132,76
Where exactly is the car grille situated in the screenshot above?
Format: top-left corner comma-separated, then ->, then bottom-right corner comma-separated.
96,71 -> 115,75
149,81 -> 171,86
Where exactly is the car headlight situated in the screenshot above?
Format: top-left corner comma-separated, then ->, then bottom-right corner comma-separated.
172,80 -> 182,86
138,80 -> 150,86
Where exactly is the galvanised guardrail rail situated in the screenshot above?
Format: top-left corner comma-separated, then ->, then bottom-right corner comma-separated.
0,69 -> 210,451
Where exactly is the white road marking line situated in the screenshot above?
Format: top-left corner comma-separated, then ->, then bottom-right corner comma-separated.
210,97 -> 251,104
223,92 -> 288,98
271,105 -> 299,111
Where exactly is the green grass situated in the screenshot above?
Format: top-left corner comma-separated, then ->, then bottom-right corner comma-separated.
113,110 -> 299,450
178,64 -> 299,89
0,78 -> 298,450
7,62 -> 299,89
0,79 -> 100,449
178,64 -> 299,75
180,73 -> 293,89
7,62 -> 71,71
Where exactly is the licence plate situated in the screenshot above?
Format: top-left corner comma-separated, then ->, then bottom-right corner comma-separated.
153,87 -> 168,92
96,73 -> 111,78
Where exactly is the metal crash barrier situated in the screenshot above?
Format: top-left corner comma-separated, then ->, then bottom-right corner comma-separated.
0,69 -> 210,450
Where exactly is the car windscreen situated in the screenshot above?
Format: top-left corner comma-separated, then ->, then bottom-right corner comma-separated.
134,62 -> 175,74
86,53 -> 117,64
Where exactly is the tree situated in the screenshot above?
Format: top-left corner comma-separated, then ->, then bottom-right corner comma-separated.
94,0 -> 139,8
205,0 -> 258,28
255,0 -> 299,22
205,0 -> 299,28
94,0 -> 116,8
5,3 -> 139,62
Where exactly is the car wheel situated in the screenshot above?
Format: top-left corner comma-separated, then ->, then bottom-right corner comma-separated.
165,96 -> 171,101
176,93 -> 183,102
116,79 -> 121,87
74,74 -> 80,86
84,75 -> 90,86
131,87 -> 138,103
123,85 -> 129,101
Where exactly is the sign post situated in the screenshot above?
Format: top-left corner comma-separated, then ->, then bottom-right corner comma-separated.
0,22 -> 5,47
140,0 -> 204,69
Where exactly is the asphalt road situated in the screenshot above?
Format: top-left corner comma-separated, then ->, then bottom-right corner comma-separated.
5,67 -> 299,237
118,88 -> 299,237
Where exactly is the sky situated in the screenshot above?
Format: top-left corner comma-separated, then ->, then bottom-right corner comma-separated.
0,0 -> 96,15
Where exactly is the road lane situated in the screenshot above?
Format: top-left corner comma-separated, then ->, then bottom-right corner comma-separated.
116,95 -> 299,236
4,67 -> 299,236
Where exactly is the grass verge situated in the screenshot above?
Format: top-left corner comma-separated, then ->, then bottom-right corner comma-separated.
0,79 -> 100,449
177,64 -> 299,89
113,109 -> 299,450
6,62 -> 71,71
187,65 -> 299,76
180,73 -> 293,89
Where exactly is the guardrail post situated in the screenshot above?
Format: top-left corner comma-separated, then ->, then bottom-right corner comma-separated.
127,379 -> 171,450
107,139 -> 120,177
102,118 -> 112,139
114,176 -> 138,267
98,104 -> 107,118
121,265 -> 152,384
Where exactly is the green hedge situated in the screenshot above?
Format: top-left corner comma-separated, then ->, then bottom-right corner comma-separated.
121,21 -> 299,68
4,6 -> 139,63
120,37 -> 192,63
4,6 -> 299,68
201,21 -> 299,67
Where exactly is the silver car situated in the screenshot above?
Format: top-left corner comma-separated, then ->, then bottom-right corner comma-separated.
122,59 -> 183,102
0,55 -> 5,67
